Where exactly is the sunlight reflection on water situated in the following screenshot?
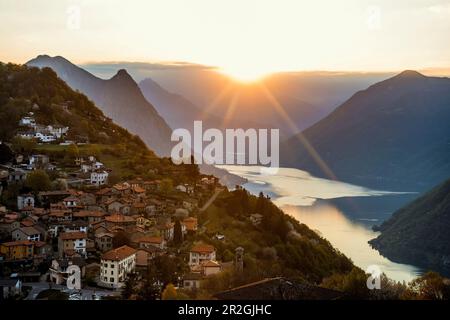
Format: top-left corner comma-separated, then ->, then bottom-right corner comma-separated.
219,165 -> 422,282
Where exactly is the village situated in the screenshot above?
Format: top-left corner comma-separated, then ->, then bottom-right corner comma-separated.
0,113 -> 245,300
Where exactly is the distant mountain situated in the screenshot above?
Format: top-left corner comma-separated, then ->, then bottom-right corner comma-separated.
85,63 -> 390,137
281,71 -> 450,192
139,77 -> 273,135
26,55 -> 173,156
138,78 -> 221,130
139,74 -> 330,137
369,178 -> 450,275
25,55 -> 246,186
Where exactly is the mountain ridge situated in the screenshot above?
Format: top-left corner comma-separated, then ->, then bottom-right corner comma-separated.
369,177 -> 450,275
281,70 -> 450,192
26,55 -> 172,156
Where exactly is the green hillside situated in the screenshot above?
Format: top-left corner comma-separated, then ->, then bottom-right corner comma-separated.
370,178 -> 450,275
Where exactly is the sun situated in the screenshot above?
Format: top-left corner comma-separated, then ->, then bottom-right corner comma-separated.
219,66 -> 270,83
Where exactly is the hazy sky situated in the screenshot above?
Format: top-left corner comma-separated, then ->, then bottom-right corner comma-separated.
1,0 -> 449,80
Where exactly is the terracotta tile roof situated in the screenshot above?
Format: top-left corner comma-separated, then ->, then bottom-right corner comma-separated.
138,236 -> 163,244
201,260 -> 221,267
73,210 -> 106,218
63,196 -> 79,202
33,241 -> 48,248
20,219 -> 36,227
182,217 -> 198,231
16,226 -> 41,235
132,186 -> 146,193
49,210 -> 71,217
1,240 -> 35,246
104,198 -> 120,206
113,183 -> 130,191
96,188 -> 112,195
190,244 -> 215,254
95,232 -> 114,238
32,208 -> 46,215
101,245 -> 136,261
38,190 -> 71,197
60,231 -> 87,240
105,214 -> 135,223
4,213 -> 19,220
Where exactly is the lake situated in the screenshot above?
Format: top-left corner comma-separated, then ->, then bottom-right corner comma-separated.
219,165 -> 422,283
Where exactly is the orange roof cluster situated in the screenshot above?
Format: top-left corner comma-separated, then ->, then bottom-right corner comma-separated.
113,183 -> 130,191
190,243 -> 215,254
183,217 -> 198,231
60,231 -> 87,240
132,185 -> 146,193
73,210 -> 106,218
49,210 -> 71,217
96,188 -> 112,195
105,213 -> 135,223
101,245 -> 137,261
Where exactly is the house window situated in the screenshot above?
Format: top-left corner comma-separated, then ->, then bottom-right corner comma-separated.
110,277 -> 114,282
111,271 -> 114,275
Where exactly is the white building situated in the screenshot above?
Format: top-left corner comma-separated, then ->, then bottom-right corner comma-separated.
35,132 -> 56,143
46,125 -> 69,139
100,245 -> 137,289
17,194 -> 35,210
90,170 -> 108,186
19,116 -> 36,128
58,231 -> 87,257
81,161 -> 104,173
29,154 -> 50,168
189,244 -> 216,266
12,226 -> 41,242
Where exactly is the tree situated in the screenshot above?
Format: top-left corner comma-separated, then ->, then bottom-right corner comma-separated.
66,143 -> 79,158
149,255 -> 188,287
160,178 -> 173,194
321,268 -> 370,299
161,283 -> 178,300
86,144 -> 101,157
10,136 -> 36,155
408,271 -> 450,300
0,143 -> 14,164
255,192 -> 265,214
25,169 -> 51,194
138,276 -> 160,300
122,274 -> 136,299
184,155 -> 200,181
173,220 -> 183,245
